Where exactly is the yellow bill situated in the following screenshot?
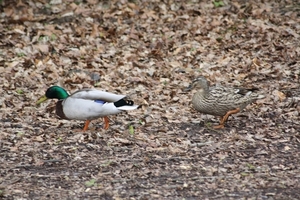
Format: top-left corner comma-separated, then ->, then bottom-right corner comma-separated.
36,95 -> 48,105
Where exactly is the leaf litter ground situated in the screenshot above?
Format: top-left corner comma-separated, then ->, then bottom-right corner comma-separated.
0,0 -> 299,199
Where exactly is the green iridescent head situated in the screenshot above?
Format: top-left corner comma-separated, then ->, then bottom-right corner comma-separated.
36,86 -> 69,105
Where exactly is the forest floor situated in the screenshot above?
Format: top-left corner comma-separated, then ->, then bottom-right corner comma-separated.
0,0 -> 300,199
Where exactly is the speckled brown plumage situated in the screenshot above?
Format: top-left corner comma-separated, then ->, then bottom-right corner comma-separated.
186,76 -> 265,129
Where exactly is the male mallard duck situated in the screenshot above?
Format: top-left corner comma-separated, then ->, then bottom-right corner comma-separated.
36,86 -> 140,131
185,76 -> 265,129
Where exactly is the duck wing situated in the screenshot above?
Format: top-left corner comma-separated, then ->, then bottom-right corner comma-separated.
71,89 -> 125,102
209,86 -> 264,108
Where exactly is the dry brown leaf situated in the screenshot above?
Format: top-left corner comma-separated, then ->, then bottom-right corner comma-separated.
1,0 -> 299,199
277,90 -> 286,101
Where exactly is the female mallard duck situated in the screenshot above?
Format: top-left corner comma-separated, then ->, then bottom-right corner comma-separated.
185,76 -> 264,129
36,86 -> 140,131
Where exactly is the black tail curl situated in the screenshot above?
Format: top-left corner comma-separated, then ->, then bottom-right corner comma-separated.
114,98 -> 134,107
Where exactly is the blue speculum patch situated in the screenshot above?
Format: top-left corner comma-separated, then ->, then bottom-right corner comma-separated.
94,100 -> 106,104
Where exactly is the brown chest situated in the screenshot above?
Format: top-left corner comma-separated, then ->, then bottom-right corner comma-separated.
56,100 -> 68,119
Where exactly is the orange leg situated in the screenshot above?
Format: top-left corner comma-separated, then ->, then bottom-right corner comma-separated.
83,120 -> 90,131
213,108 -> 240,129
213,116 -> 225,129
103,116 -> 110,130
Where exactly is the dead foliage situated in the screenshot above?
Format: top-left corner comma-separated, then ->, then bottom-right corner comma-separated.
0,0 -> 299,199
